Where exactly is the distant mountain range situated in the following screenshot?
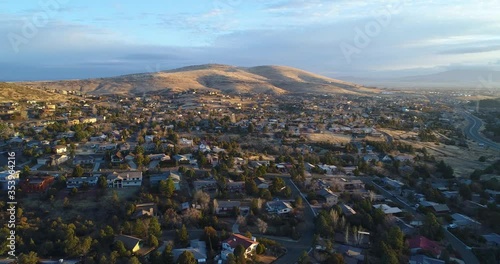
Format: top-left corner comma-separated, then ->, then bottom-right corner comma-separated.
14,64 -> 378,96
340,69 -> 500,89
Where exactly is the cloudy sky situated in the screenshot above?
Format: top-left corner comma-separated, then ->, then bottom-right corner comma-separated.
1,0 -> 500,81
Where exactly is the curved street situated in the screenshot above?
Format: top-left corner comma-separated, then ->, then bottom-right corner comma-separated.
462,111 -> 500,151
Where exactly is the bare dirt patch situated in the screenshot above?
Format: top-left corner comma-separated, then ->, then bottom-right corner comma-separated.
306,133 -> 352,144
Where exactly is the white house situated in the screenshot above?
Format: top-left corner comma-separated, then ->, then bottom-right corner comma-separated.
53,145 -> 67,154
221,234 -> 259,260
66,176 -> 98,189
107,171 -> 143,188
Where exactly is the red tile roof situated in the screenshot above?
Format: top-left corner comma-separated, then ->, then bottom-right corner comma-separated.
407,235 -> 442,256
223,234 -> 258,250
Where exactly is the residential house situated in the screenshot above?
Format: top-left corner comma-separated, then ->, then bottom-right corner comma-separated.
173,154 -> 192,164
214,200 -> 241,215
373,204 -> 402,215
394,155 -> 414,162
111,152 -> 124,164
221,234 -> 259,260
407,236 -> 442,256
316,188 -> 339,206
66,176 -> 98,189
341,204 -> 356,216
145,135 -> 154,143
226,181 -> 245,193
337,245 -> 365,263
131,203 -> 158,219
419,201 -> 450,215
179,138 -> 193,147
172,240 -> 207,263
107,171 -> 143,188
451,213 -> 481,229
114,235 -> 143,253
147,153 -> 170,161
318,164 -> 338,174
19,176 -> 55,193
98,143 -> 117,151
0,170 -> 20,191
254,177 -> 270,189
482,233 -> 500,247
53,145 -> 67,154
330,178 -> 365,192
382,177 -> 405,192
150,171 -> 181,190
73,155 -> 94,165
266,201 -> 293,214
193,180 -> 217,191
51,155 -> 69,166
81,117 -> 97,124
198,143 -> 211,153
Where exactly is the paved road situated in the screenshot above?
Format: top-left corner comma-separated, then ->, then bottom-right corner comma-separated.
270,177 -> 316,264
443,228 -> 479,264
462,112 -> 500,151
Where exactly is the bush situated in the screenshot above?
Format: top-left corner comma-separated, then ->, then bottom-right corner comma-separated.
256,243 -> 266,254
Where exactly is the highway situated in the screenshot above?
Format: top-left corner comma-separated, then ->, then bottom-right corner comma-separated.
462,112 -> 500,151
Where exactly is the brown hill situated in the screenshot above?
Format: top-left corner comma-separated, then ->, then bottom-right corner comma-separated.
17,64 -> 376,95
0,82 -> 73,102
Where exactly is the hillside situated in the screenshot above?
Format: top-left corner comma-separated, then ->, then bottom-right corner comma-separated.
17,64 -> 376,95
0,82 -> 73,102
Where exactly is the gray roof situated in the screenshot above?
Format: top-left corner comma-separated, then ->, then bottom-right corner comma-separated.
115,235 -> 142,250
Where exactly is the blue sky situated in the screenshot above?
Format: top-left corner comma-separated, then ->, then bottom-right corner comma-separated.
1,0 -> 500,81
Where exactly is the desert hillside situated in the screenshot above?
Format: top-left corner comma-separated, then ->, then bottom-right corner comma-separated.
0,82 -> 74,102
16,64 -> 377,95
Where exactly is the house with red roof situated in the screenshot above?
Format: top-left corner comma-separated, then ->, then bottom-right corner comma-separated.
221,234 -> 259,260
407,235 -> 442,256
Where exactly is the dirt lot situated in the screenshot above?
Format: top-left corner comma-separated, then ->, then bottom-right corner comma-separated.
306,132 -> 352,144
379,128 -> 498,177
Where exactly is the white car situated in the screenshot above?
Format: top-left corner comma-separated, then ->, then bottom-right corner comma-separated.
447,223 -> 458,229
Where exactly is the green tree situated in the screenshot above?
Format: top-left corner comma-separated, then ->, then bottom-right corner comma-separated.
160,178 -> 176,197
387,226 -> 404,252
128,256 -> 141,264
422,212 -> 444,240
18,251 -> 39,264
256,244 -> 266,255
21,165 -> 31,179
203,226 -> 218,251
148,234 -> 159,247
149,217 -> 162,237
234,244 -> 246,264
114,240 -> 128,257
176,224 -> 189,247
177,250 -> 197,264
98,175 -> 108,189
295,196 -> 303,208
162,243 -> 175,263
72,165 -> 84,177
